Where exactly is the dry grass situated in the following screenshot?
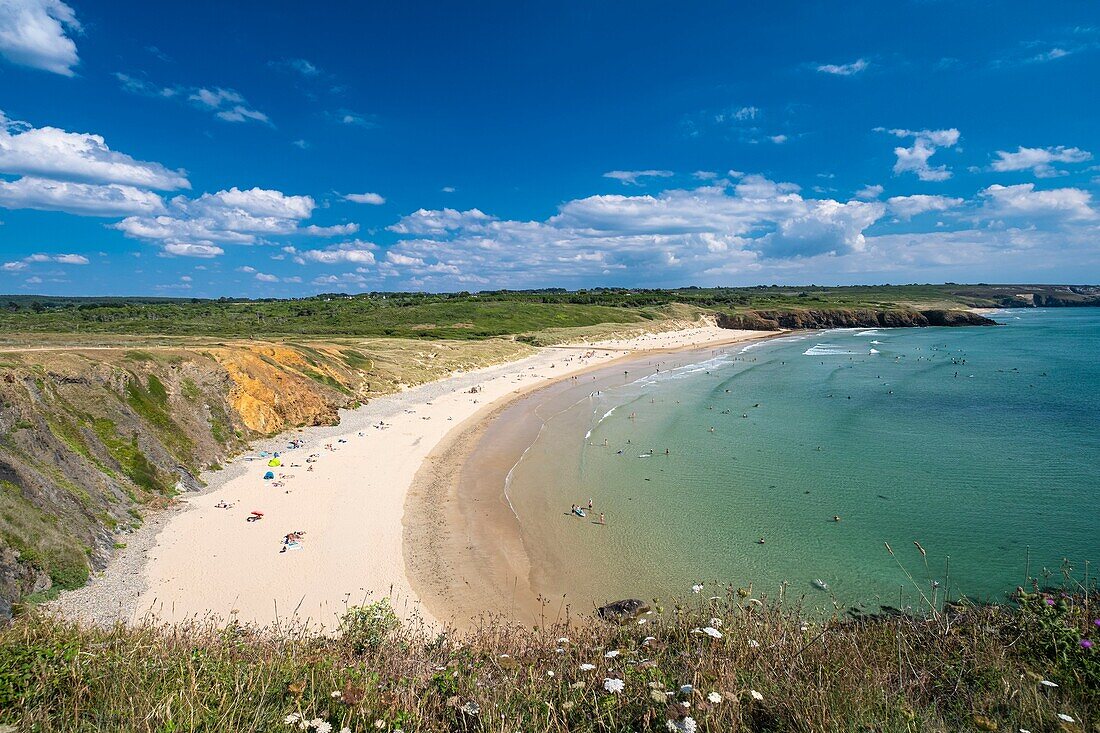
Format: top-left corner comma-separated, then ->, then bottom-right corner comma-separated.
2,588 -> 1096,732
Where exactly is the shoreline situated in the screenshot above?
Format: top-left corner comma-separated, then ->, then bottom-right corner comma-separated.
404,330 -> 782,630
49,325 -> 771,630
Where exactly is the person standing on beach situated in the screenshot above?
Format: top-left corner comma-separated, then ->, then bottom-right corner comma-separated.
598,513 -> 606,525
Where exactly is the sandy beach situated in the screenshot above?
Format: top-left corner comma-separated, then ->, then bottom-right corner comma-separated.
51,325 -> 770,631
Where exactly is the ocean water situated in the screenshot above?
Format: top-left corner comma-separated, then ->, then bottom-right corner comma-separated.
507,309 -> 1100,613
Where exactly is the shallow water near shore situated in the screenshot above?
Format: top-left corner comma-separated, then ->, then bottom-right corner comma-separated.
506,309 -> 1100,614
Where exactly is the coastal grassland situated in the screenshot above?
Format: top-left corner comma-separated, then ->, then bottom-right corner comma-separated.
2,590 -> 1096,732
1,284 -> 1096,339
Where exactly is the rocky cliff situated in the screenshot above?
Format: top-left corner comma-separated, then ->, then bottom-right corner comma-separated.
0,338 -> 531,616
714,308 -> 996,331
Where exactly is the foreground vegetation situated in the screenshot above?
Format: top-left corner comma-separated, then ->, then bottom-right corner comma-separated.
1,587 -> 1096,732
2,284 -> 1097,339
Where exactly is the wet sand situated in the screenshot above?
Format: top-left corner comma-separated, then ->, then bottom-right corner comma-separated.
405,333 -> 780,629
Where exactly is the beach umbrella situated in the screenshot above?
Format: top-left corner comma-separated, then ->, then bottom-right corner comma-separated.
268,458 -> 282,467
263,471 -> 275,480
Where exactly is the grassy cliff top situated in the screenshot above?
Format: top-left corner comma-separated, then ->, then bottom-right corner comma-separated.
2,588 -> 1097,732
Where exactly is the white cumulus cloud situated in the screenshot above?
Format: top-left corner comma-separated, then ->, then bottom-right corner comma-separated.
882,128 -> 960,181
887,194 -> 964,220
0,177 -> 165,216
991,145 -> 1092,178
980,183 -> 1096,220
0,0 -> 80,76
0,112 -> 190,189
345,192 -> 385,205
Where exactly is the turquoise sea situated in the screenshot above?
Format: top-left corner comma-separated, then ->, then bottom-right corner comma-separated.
507,309 -> 1100,613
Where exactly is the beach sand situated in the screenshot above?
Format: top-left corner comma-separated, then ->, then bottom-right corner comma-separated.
55,326 -> 769,631
404,329 -> 781,630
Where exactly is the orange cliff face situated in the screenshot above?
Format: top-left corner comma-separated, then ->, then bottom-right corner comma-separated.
212,345 -> 348,435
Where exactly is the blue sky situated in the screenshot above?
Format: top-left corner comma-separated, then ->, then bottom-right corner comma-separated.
0,0 -> 1098,296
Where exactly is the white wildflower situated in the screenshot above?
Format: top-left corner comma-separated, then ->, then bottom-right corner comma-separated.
298,721 -> 310,731
604,650 -> 620,658
374,721 -> 385,730
748,639 -> 760,648
557,637 -> 570,644
751,689 -> 764,701
579,663 -> 596,671
314,721 -> 333,733
667,716 -> 697,733
709,618 -> 723,627
547,670 -> 555,677
309,720 -> 324,730
461,701 -> 480,716
1057,714 -> 1075,723
604,677 -> 625,694
1039,679 -> 1058,687
285,714 -> 301,725
691,584 -> 704,593
330,690 -> 342,698
340,728 -> 351,733
703,626 -> 723,639
707,691 -> 723,703
638,618 -> 647,624
555,647 -> 564,653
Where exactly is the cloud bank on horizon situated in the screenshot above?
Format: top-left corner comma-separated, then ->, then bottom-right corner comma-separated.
0,0 -> 1098,296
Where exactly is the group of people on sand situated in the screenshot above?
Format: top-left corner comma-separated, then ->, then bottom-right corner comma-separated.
569,499 -> 606,525
280,530 -> 306,553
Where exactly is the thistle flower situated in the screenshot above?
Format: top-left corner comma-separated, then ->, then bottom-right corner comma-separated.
1081,639 -> 1094,649
604,677 -> 625,694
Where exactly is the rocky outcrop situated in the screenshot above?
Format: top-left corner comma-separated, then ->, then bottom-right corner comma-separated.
714,308 -> 996,331
597,598 -> 650,622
